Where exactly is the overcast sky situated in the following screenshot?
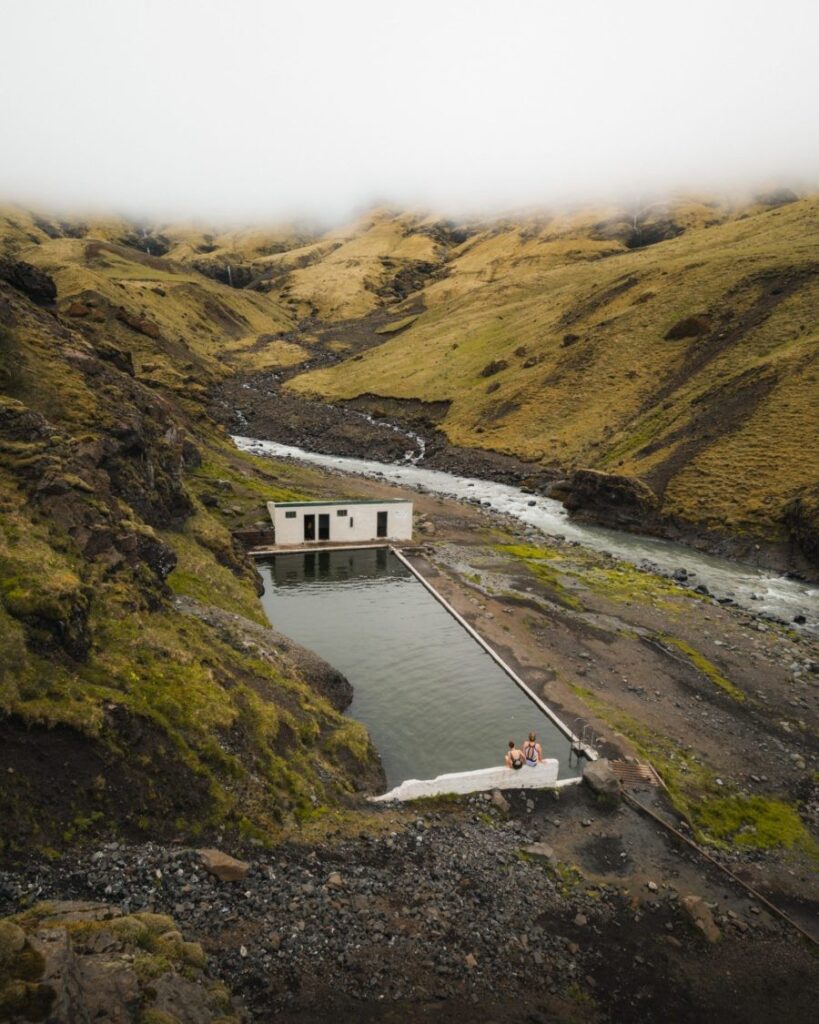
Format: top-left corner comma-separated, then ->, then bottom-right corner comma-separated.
2,0 -> 817,222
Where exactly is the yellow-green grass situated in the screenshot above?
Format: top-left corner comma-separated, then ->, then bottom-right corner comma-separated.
497,542 -> 690,612
570,685 -> 815,855
658,634 -> 745,701
289,198 -> 819,542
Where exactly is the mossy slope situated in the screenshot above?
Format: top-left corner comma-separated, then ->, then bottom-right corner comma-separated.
284,197 -> 819,556
0,237 -> 380,860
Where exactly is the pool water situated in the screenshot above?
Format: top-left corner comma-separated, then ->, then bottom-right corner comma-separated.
257,548 -> 579,788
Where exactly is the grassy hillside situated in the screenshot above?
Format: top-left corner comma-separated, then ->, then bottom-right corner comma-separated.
0,214 -> 382,859
286,196 -> 819,553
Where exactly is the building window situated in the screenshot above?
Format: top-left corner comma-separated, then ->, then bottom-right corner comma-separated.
285,511 -> 297,519
349,518 -> 354,528
336,509 -> 348,516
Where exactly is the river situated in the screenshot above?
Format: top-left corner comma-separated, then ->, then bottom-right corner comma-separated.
233,435 -> 819,635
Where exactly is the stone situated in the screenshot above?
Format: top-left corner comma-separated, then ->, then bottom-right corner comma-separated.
464,953 -> 478,969
681,895 -> 721,943
583,759 -> 621,799
490,790 -> 511,814
647,881 -> 658,892
327,871 -> 344,888
574,913 -> 588,927
523,842 -> 556,864
197,848 -> 251,882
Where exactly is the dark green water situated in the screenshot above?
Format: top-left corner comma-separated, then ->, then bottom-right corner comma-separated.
257,548 -> 579,789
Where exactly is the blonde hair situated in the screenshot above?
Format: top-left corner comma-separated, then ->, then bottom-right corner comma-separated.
528,732 -> 536,742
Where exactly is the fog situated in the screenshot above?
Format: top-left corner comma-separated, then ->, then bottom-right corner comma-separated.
2,0 -> 818,222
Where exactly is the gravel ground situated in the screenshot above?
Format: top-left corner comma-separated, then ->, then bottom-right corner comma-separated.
3,787 -> 817,1023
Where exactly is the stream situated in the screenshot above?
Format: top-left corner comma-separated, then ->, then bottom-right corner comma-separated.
234,435 -> 819,635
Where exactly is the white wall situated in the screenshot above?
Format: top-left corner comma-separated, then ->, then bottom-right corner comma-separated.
371,760 -> 560,802
267,501 -> 413,546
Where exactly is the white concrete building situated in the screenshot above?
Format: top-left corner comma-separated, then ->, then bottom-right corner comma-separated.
267,499 -> 413,547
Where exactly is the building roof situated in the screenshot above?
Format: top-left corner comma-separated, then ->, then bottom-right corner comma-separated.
270,499 -> 412,509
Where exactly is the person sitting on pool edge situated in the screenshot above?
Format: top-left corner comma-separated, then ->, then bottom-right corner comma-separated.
523,732 -> 543,766
505,739 -> 525,770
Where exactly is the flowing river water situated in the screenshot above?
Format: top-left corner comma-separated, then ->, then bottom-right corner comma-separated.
235,434 -> 819,634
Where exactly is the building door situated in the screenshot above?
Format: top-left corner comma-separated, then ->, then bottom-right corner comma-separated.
377,510 -> 388,538
318,513 -> 330,541
303,514 -> 315,541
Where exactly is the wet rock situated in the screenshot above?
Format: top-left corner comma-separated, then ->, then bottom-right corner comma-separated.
583,759 -> 620,799
680,895 -> 721,943
197,849 -> 250,882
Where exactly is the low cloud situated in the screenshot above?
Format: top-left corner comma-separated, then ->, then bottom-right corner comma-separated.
2,0 -> 817,222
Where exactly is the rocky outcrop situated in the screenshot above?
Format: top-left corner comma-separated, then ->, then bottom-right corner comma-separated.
551,469 -> 659,530
0,260 -> 56,306
0,902 -> 241,1023
783,486 -> 819,571
115,306 -> 162,339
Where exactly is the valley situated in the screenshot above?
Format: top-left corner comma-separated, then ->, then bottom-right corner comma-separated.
0,199 -> 817,1022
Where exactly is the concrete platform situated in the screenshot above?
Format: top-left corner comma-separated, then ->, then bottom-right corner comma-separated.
371,760 -> 573,802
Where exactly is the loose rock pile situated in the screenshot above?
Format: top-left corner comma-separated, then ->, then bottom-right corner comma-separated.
1,813 -> 616,1016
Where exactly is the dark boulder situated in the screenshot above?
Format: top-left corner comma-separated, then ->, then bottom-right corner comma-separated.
551,469 -> 659,530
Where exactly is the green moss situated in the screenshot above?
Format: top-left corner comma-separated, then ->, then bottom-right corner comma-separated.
659,635 -> 745,701
323,719 -> 372,764
693,795 -> 818,854
141,1011 -> 181,1024
567,683 -> 814,854
165,527 -> 264,624
496,544 -> 584,610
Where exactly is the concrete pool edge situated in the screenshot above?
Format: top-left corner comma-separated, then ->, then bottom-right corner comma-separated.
371,761 -> 584,803
389,546 -> 597,761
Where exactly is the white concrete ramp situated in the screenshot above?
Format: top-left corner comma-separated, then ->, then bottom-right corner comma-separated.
371,760 -> 561,803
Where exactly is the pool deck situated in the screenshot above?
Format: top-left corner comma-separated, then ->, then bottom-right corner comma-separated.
371,761 -> 582,802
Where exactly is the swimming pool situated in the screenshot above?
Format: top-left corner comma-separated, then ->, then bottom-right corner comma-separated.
257,547 -> 580,788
